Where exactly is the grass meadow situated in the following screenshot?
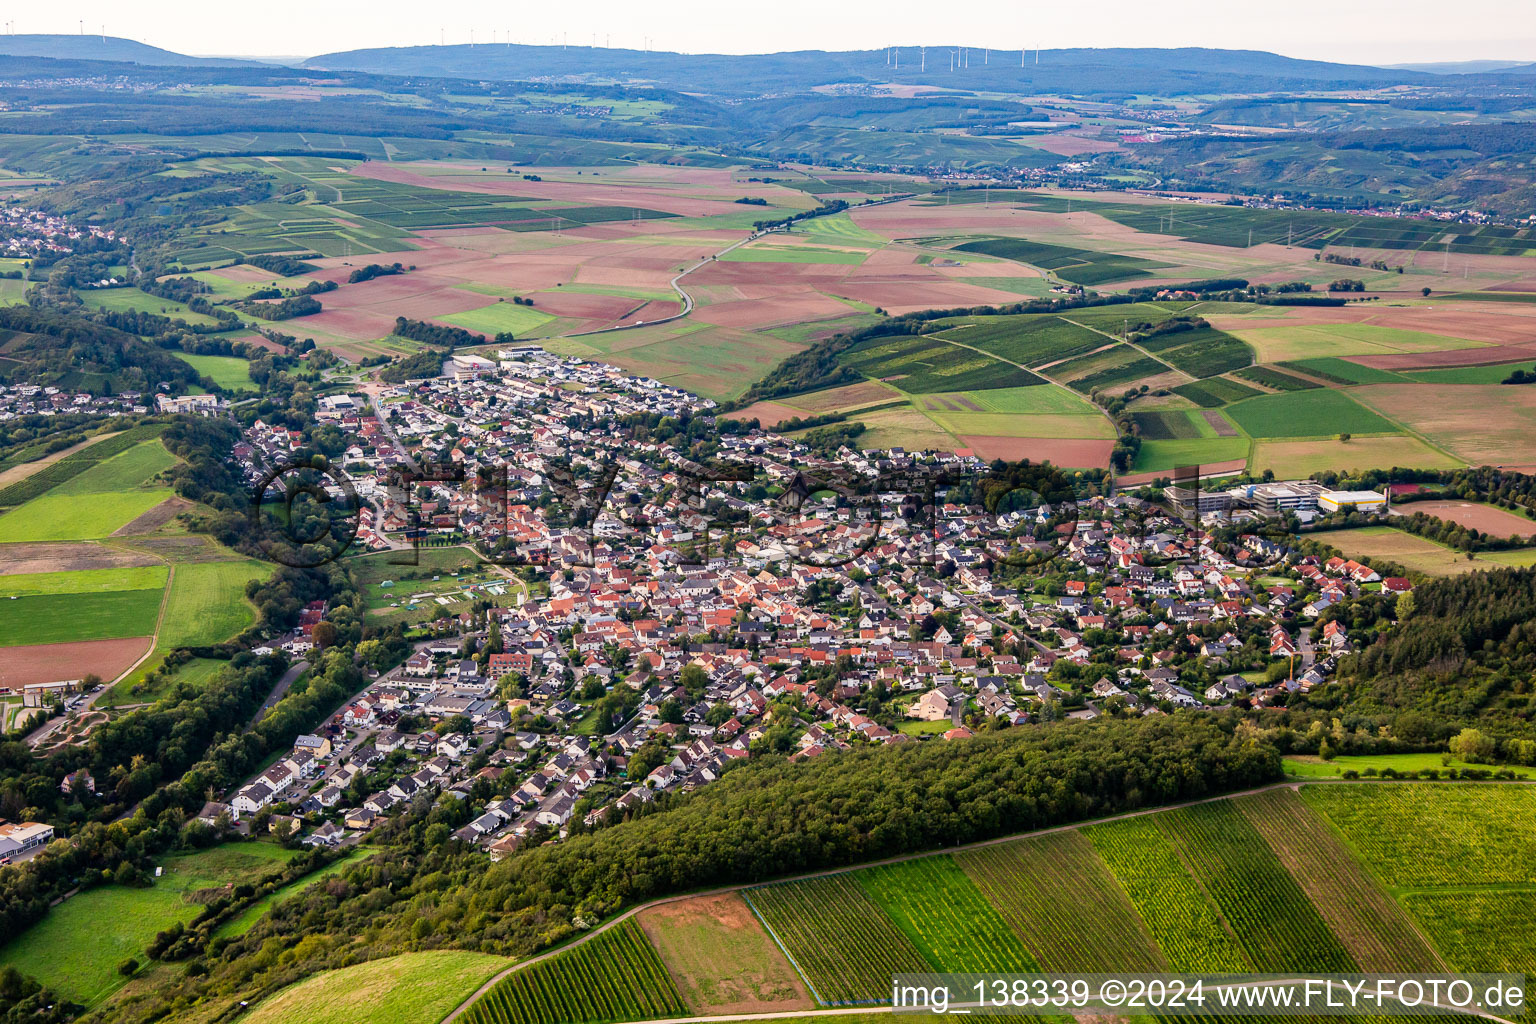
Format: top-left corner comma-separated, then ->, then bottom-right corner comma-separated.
244,951 -> 511,1024
0,843 -> 297,1006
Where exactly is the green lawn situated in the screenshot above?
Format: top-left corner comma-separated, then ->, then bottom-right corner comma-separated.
173,352 -> 257,390
443,300 -> 558,338
244,951 -> 511,1024
1225,389 -> 1399,439
0,843 -> 297,1007
1284,753 -> 1532,779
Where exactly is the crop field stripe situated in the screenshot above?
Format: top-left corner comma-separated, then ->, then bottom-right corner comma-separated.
956,832 -> 1166,973
855,855 -> 1040,973
1300,784 -> 1536,888
740,889 -> 827,1006
460,919 -> 686,1024
1235,790 -> 1445,972
1156,803 -> 1357,973
744,875 -> 931,1005
1400,890 -> 1536,990
1085,817 -> 1250,973
0,423 -> 166,508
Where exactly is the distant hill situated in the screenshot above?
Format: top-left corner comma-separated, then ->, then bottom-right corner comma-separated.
0,34 -> 263,68
1382,59 -> 1534,74
302,44 -> 1433,97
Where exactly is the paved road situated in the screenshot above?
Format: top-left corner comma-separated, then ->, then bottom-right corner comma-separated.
247,659 -> 310,731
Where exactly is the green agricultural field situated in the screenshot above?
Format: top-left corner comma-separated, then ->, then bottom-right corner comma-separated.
936,314 -> 1107,368
1309,525 -> 1491,577
1401,891 -> 1536,986
720,244 -> 869,265
0,843 -> 297,1007
1076,357 -> 1170,392
346,544 -> 487,586
841,334 -> 1041,394
1302,784 -> 1536,888
0,587 -> 164,646
1225,388 -> 1398,439
925,410 -> 1115,440
1236,790 -> 1443,972
1149,327 -> 1254,378
856,856 -> 1040,973
444,301 -> 558,337
462,919 -> 686,1024
245,951 -> 511,1024
1131,437 -> 1251,472
1156,802 -> 1355,972
766,312 -> 885,346
958,832 -> 1166,972
953,237 -> 1169,286
1250,436 -> 1462,478
746,875 -> 932,1005
1234,323 -> 1488,363
1086,817 -> 1250,972
172,352 -> 257,390
1172,377 -> 1264,407
0,438 -> 177,540
966,384 -> 1099,414
1281,357 -> 1406,384
1064,302 -> 1201,329
1403,361 -> 1536,385
791,213 -> 889,246
0,565 -> 167,598
1233,365 -> 1319,391
155,559 -> 271,648
1133,410 -> 1203,440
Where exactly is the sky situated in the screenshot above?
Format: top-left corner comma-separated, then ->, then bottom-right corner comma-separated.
12,0 -> 1536,65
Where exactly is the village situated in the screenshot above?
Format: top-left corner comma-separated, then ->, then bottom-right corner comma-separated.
218,348 -> 1406,859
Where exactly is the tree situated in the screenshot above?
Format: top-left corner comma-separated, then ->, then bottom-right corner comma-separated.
311,621 -> 338,649
1450,727 -> 1497,764
118,958 -> 139,977
1421,287 -> 1432,297
1337,432 -> 1351,443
